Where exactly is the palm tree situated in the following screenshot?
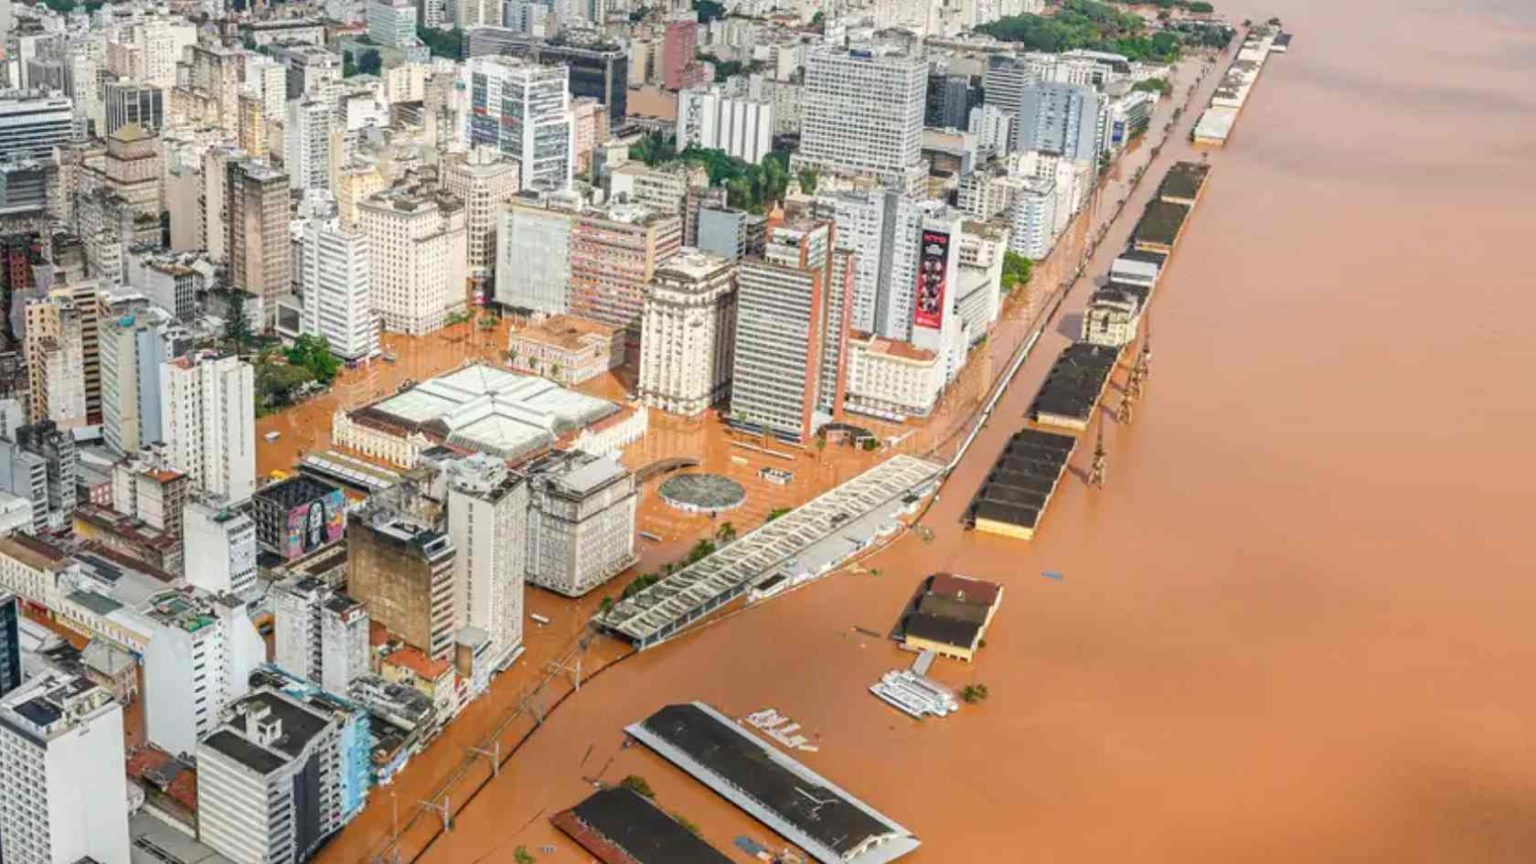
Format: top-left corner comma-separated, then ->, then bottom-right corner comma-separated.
714,522 -> 737,544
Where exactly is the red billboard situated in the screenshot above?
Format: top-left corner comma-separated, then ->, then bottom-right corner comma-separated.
913,230 -> 950,330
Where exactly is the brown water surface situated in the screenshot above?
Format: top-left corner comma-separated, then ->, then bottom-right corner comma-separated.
337,1 -> 1536,860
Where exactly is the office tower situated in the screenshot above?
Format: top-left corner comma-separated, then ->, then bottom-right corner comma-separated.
981,53 -> 1050,118
0,441 -> 49,533
297,200 -> 378,361
23,290 -> 88,428
462,56 -> 574,190
494,191 -> 577,313
662,14 -> 706,90
129,18 -> 198,88
0,92 -> 73,160
730,218 -> 837,442
160,352 -> 257,504
274,44 -> 342,101
568,203 -> 681,331
245,54 -> 288,120
675,86 -> 774,163
1014,81 -> 1105,162
112,454 -> 190,536
462,29 -> 628,123
695,206 -> 750,261
440,149 -> 521,280
797,47 -> 926,193
358,184 -> 468,335
141,588 -> 263,756
639,249 -> 737,417
103,80 -> 164,134
367,0 -> 417,46
198,687 -> 370,864
183,499 -> 258,596
100,299 -> 179,455
0,673 -> 130,864
274,577 -> 370,693
925,72 -> 980,129
969,104 -> 1014,156
524,451 -> 636,597
0,593 -> 19,696
570,96 -> 606,174
443,453 -> 528,671
10,422 -> 77,532
188,43 -> 245,136
454,0 -> 498,28
252,475 -> 345,560
347,507 -> 458,659
225,158 -> 292,323
286,98 -> 334,192
1007,176 -> 1059,259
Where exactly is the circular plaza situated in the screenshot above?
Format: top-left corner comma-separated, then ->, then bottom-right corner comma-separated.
658,473 -> 747,514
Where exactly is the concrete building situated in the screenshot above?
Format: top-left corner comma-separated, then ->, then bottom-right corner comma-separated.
844,334 -> 945,421
0,92 -> 73,161
494,191 -> 578,314
298,201 -> 379,361
367,0 -> 418,46
440,149 -> 521,281
142,588 -> 263,757
111,454 -> 190,537
797,47 -> 927,193
285,98 -> 333,192
663,15 -> 707,90
639,249 -> 737,417
462,30 -> 628,124
273,577 -> 369,694
3,422 -> 77,534
359,183 -> 468,335
1007,176 -> 1059,260
462,56 -> 573,191
507,315 -> 625,385
183,499 -> 258,597
695,206 -> 753,261
607,162 -> 705,220
197,687 -> 370,864
225,158 -> 291,325
730,218 -> 837,442
524,451 -> 636,597
347,508 -> 458,660
160,352 -> 256,504
968,104 -> 1013,157
1013,81 -> 1104,162
675,86 -> 773,163
443,454 -> 527,671
252,475 -> 346,561
0,593 -> 18,698
100,300 -> 180,455
22,289 -> 90,430
0,672 -> 130,864
569,203 -> 681,332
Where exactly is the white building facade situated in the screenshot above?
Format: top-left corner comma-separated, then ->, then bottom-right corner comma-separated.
638,249 -> 738,417
160,352 -> 256,504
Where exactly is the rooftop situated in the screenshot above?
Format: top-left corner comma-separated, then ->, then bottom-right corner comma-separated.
1158,161 -> 1211,203
1133,200 -> 1191,249
256,474 -> 342,509
1029,343 -> 1120,425
554,787 -> 734,864
510,315 -> 623,352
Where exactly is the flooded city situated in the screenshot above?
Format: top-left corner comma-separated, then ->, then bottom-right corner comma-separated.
309,0 -> 1536,861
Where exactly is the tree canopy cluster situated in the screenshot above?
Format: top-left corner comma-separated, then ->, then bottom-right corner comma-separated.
977,0 -> 1183,63
627,134 -> 795,213
1002,251 -> 1033,293
416,27 -> 464,60
690,0 -> 726,23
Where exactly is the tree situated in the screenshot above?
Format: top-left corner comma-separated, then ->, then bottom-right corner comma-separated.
598,596 -> 614,615
513,847 -> 536,864
714,522 -> 737,544
357,49 -> 382,76
691,0 -> 725,22
797,167 -> 818,195
549,362 -> 561,379
1001,251 -> 1033,294
416,27 -> 464,60
1133,77 -> 1172,96
960,684 -> 990,704
766,507 -> 792,522
671,812 -> 702,835
255,361 -> 316,412
285,334 -> 341,385
619,774 -> 655,798
861,437 -> 879,452
223,292 -> 253,351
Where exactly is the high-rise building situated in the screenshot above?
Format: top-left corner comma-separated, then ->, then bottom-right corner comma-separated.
0,421 -> 77,534
285,98 -> 334,192
639,249 -> 737,417
100,297 -> 181,454
675,86 -> 774,163
1007,175 -> 1059,259
22,288 -> 91,429
796,47 -> 926,193
252,475 -> 346,562
462,56 -> 574,191
443,453 -> 527,671
926,72 -> 980,130
695,205 -> 750,261
183,499 -> 258,596
730,218 -> 838,442
197,687 -> 371,864
225,158 -> 292,324
524,451 -> 636,597
298,200 -> 379,361
462,30 -> 628,124
0,92 -> 73,160
0,593 -> 20,697
968,104 -> 1014,157
1013,81 -> 1104,162
160,352 -> 257,504
358,183 -> 468,335
112,453 -> 191,537
568,203 -> 681,332
142,587 -> 264,757
347,507 -> 458,659
494,191 -> 577,314
440,148 -> 521,280
104,79 -> 164,134
0,672 -> 130,864
273,577 -> 370,693
662,15 -> 706,90
367,0 -> 418,46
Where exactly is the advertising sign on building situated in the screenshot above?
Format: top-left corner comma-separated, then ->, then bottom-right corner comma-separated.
913,229 -> 950,329
283,489 -> 345,559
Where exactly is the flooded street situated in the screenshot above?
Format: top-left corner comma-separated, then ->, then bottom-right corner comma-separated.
322,0 -> 1536,860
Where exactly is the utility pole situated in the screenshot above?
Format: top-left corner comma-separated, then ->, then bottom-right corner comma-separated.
1089,423 -> 1107,488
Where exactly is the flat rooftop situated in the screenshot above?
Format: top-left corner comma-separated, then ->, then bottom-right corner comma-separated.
1158,161 -> 1211,203
1029,343 -> 1120,425
255,474 -> 340,509
1133,200 -> 1192,249
552,787 -> 734,864
969,430 -> 1076,533
627,703 -> 920,864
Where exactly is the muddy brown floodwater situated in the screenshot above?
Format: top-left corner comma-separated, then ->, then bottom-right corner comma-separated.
328,1 -> 1536,861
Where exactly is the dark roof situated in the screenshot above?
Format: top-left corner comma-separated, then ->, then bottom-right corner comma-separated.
638,704 -> 892,856
14,696 -> 62,727
256,475 -> 341,509
242,691 -> 329,759
1030,343 -> 1120,423
560,788 -> 734,864
1134,200 -> 1191,249
973,499 -> 1041,529
902,612 -> 982,650
970,429 -> 1075,531
1116,248 -> 1167,267
204,730 -> 287,774
1158,161 -> 1210,203
915,593 -> 992,625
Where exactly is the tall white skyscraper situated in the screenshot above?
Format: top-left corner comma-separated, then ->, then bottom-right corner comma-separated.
444,454 -> 528,671
299,201 -> 379,360
142,588 -> 264,757
160,352 -> 256,504
1013,81 -> 1104,162
462,56 -> 573,191
99,297 -> 179,456
273,576 -> 370,694
285,97 -> 334,192
366,0 -> 417,46
358,184 -> 468,335
796,46 -> 927,193
0,673 -> 131,864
